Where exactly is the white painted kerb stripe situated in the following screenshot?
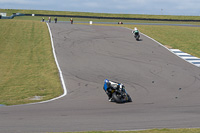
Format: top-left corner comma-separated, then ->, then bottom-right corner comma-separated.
176,53 -> 191,56
182,57 -> 200,59
171,49 -> 181,52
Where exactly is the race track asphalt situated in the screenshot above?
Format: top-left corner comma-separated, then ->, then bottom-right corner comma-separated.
1,23 -> 200,133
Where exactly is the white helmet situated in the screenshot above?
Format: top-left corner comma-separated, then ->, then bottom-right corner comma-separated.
134,27 -> 138,31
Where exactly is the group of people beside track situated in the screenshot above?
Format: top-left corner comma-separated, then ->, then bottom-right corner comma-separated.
42,17 -> 73,24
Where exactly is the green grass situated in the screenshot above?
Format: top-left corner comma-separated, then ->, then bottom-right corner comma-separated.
0,20 -> 63,105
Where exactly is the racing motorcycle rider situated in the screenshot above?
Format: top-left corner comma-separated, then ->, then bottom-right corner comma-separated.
103,79 -> 125,102
132,27 -> 140,38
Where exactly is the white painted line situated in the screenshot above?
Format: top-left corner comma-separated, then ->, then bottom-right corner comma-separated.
43,23 -> 68,100
171,49 -> 180,51
195,64 -> 200,67
175,53 -> 191,56
188,60 -> 200,63
182,57 -> 200,59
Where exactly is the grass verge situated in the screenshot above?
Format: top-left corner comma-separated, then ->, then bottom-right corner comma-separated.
0,20 -> 63,105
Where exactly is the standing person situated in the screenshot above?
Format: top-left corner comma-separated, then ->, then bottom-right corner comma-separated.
70,18 -> 73,24
42,17 -> 45,22
0,14 -> 2,19
48,17 -> 51,23
54,17 -> 57,23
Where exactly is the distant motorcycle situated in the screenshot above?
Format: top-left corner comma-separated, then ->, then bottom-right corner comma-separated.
134,32 -> 140,41
132,28 -> 140,41
103,79 -> 132,103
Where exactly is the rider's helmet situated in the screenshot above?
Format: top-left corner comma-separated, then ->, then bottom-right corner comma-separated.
104,79 -> 109,83
134,27 -> 138,31
104,79 -> 111,88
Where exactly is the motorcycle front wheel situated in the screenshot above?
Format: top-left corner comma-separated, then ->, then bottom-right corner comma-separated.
112,92 -> 125,103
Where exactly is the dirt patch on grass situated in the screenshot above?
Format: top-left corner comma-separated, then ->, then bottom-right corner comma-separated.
29,96 -> 45,100
164,45 -> 173,49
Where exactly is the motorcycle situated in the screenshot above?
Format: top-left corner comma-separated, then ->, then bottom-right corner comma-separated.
134,32 -> 140,41
111,86 -> 132,103
132,30 -> 140,41
103,79 -> 132,103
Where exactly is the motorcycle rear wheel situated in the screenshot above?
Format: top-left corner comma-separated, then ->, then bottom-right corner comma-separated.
135,35 -> 140,41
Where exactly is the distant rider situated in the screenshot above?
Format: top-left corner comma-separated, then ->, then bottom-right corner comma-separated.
70,18 -> 73,24
132,27 -> 140,37
103,79 -> 125,102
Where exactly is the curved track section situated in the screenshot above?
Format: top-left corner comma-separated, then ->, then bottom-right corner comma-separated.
1,24 -> 200,133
